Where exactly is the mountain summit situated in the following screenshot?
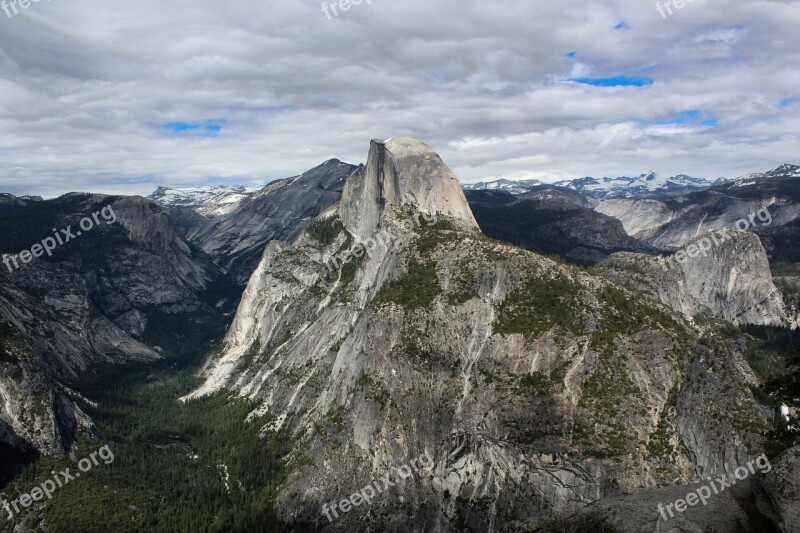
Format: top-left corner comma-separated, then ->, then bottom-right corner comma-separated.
340,137 -> 477,240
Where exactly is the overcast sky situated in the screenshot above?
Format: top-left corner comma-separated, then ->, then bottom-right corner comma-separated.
0,0 -> 798,198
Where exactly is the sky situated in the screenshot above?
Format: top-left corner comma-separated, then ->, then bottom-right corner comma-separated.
0,0 -> 798,198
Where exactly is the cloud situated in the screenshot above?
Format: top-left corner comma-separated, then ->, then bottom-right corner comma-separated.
0,0 -> 797,197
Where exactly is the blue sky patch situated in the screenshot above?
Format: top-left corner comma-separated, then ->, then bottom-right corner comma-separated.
161,120 -> 225,137
638,109 -> 718,128
570,75 -> 653,87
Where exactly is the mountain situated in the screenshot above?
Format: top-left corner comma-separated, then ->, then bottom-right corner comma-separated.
147,185 -> 256,217
516,184 -> 599,209
186,159 -> 360,285
463,173 -> 714,201
0,194 -> 43,207
465,190 -> 657,265
554,172 -> 714,200
726,164 -> 800,189
596,165 -> 800,250
0,193 -> 235,483
186,138 -> 787,530
462,178 -> 543,195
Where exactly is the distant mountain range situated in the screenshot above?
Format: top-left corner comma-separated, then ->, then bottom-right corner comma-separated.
553,172 -> 716,199
464,172 -> 717,199
462,165 -> 800,200
461,178 -> 544,195
150,165 -> 800,214
722,164 -> 800,189
148,185 -> 256,216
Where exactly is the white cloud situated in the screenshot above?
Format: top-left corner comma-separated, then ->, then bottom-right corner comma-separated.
0,0 -> 798,197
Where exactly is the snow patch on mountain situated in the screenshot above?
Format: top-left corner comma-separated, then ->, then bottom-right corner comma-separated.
148,185 -> 257,217
553,172 -> 714,199
462,178 -> 543,195
727,164 -> 800,188
463,173 -> 714,199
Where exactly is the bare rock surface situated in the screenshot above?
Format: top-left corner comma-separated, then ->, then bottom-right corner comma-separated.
595,231 -> 789,327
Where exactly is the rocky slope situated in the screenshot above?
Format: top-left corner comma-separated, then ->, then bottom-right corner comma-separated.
187,159 -> 359,284
0,193 -> 232,480
466,190 -> 657,266
594,231 -> 789,327
596,165 -> 800,250
188,138 -> 779,530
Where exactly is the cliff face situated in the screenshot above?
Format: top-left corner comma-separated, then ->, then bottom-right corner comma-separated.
340,138 -> 477,240
0,194 -> 229,476
596,193 -> 800,251
466,191 -> 659,266
189,139 -> 774,530
189,159 -> 359,285
594,231 -> 789,327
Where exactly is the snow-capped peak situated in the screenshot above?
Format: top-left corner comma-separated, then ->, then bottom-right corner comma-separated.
462,178 -> 543,195
147,185 -> 257,217
728,164 -> 800,188
462,173 -> 713,199
553,172 -> 712,199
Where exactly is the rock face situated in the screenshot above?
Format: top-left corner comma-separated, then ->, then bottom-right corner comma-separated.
0,194 -> 230,478
189,138 -> 774,530
595,170 -> 800,250
753,447 -> 800,533
756,218 -> 800,328
466,191 -> 657,266
188,159 -> 359,284
340,138 -> 477,240
595,198 -> 675,237
594,231 -> 789,327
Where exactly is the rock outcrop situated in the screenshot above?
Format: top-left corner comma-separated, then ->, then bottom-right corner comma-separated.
754,447 -> 800,533
339,138 -> 477,240
595,231 -> 789,327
